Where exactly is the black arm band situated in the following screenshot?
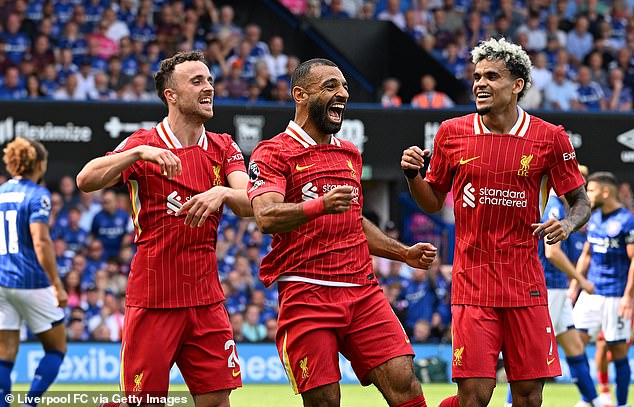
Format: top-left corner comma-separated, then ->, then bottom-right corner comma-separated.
403,168 -> 419,179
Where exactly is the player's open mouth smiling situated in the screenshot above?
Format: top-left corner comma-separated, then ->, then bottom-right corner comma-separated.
199,97 -> 212,106
328,102 -> 345,122
476,91 -> 492,101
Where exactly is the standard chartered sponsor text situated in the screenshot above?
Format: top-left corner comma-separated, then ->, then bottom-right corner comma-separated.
478,187 -> 527,207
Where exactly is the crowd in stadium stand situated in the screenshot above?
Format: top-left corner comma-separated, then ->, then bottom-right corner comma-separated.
0,0 -> 632,110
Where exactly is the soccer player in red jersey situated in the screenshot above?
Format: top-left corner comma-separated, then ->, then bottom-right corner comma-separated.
76,51 -> 251,407
247,58 -> 437,407
401,38 -> 591,407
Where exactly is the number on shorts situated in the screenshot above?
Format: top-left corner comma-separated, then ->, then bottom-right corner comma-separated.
0,210 -> 19,255
224,339 -> 239,368
617,317 -> 625,330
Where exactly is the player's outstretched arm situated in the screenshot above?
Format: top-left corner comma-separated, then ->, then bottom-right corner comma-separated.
545,241 -> 594,294
251,186 -> 354,234
533,186 -> 590,244
401,146 -> 447,214
176,171 -> 253,227
362,217 -> 437,270
30,222 -> 68,308
76,145 -> 182,192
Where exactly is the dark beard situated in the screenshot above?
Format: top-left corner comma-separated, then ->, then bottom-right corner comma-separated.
308,98 -> 343,135
476,106 -> 491,115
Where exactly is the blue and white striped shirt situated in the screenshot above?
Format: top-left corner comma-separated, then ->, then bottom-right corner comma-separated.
0,178 -> 52,289
587,207 -> 634,297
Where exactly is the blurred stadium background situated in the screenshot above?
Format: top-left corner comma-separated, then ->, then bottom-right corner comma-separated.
1,0 -> 634,405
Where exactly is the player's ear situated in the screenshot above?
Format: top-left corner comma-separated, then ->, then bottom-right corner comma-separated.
513,78 -> 525,95
292,86 -> 307,104
164,88 -> 176,104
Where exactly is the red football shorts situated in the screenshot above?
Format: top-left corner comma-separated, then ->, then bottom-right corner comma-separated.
276,282 -> 414,394
451,305 -> 561,381
120,303 -> 242,399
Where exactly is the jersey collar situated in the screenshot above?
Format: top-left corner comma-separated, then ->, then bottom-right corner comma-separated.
284,120 -> 341,148
156,117 -> 208,150
473,106 -> 530,137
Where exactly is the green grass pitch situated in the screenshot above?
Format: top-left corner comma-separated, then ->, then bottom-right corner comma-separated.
11,383 -> 634,406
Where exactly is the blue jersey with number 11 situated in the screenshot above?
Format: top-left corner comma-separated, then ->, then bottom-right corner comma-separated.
0,178 -> 52,289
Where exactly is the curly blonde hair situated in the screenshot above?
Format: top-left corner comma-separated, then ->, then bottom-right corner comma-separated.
3,137 -> 48,177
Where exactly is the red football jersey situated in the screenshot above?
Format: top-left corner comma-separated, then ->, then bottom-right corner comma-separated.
247,121 -> 374,287
425,108 -> 585,307
109,118 -> 246,308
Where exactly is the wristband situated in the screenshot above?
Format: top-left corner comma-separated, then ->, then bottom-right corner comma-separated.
302,197 -> 325,220
403,168 -> 420,179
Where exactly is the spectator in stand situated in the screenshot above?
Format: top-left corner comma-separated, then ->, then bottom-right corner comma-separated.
229,312 -> 245,342
264,317 -> 277,342
604,67 -> 632,111
58,22 -> 88,66
88,71 -> 116,101
53,73 -> 86,100
543,64 -> 582,110
54,238 -> 73,279
619,181 -> 634,215
82,239 -> 106,286
121,74 -> 156,102
118,37 -> 139,78
129,12 -> 156,45
80,284 -> 103,321
377,0 -> 406,30
106,56 -> 131,95
0,66 -> 26,99
567,16 -> 594,66
440,42 -> 467,79
204,39 -> 228,81
263,36 -> 288,83
277,55 -> 300,87
380,77 -> 403,107
75,59 -> 96,99
245,24 -> 269,60
585,50 -> 608,88
52,207 -> 88,253
280,0 -> 307,15
77,191 -> 102,232
25,73 -> 48,99
31,34 -> 55,72
403,9 -> 427,42
225,60 -> 249,100
410,320 -> 433,343
495,0 -> 523,38
517,12 -> 547,52
1,13 -> 31,65
575,65 -> 607,111
241,304 -> 266,342
322,0 -> 352,19
59,174 -> 80,213
251,60 -> 274,101
545,15 -> 567,48
402,268 -> 437,332
63,269 -> 82,309
88,20 -> 119,61
85,37 -> 108,73
67,318 -> 89,341
212,5 -> 242,43
411,74 -> 454,108
91,189 -> 132,260
531,52 -> 553,92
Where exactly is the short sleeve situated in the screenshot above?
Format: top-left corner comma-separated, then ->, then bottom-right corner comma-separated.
247,141 -> 288,201
548,127 -> 585,197
105,130 -> 148,183
223,137 -> 247,176
29,189 -> 51,225
424,122 -> 453,193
